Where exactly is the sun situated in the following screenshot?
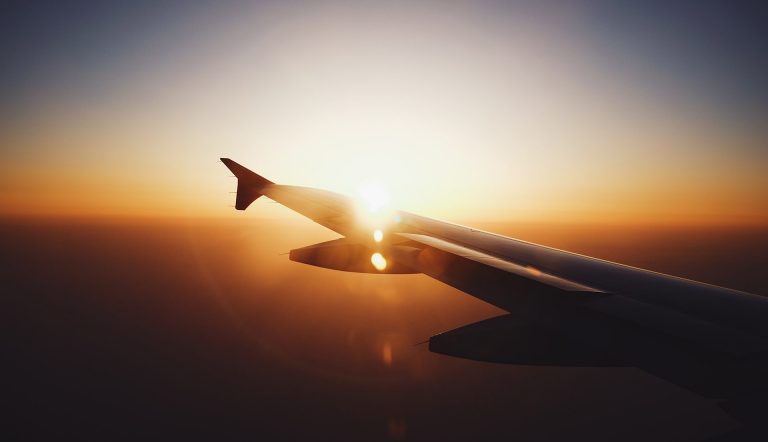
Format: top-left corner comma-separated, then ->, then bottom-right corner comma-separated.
357,180 -> 391,213
354,179 -> 397,233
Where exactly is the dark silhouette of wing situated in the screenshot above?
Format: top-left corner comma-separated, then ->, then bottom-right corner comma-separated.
221,158 -> 768,411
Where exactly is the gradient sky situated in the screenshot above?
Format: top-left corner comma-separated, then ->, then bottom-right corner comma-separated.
1,1 -> 767,224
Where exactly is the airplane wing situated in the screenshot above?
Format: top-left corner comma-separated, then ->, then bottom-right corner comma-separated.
221,158 -> 768,405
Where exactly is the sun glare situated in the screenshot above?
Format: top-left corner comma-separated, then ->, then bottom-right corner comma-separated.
358,180 -> 391,213
355,179 -> 398,232
371,252 -> 388,271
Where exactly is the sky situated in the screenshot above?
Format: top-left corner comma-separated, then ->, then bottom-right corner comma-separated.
4,3 -> 768,439
1,0 -> 767,224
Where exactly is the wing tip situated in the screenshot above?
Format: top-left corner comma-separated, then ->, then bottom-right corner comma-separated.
220,158 -> 274,210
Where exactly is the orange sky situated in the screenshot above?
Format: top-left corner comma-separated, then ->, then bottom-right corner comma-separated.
1,2 -> 767,225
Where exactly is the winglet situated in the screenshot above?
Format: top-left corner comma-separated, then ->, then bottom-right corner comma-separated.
220,158 -> 274,210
